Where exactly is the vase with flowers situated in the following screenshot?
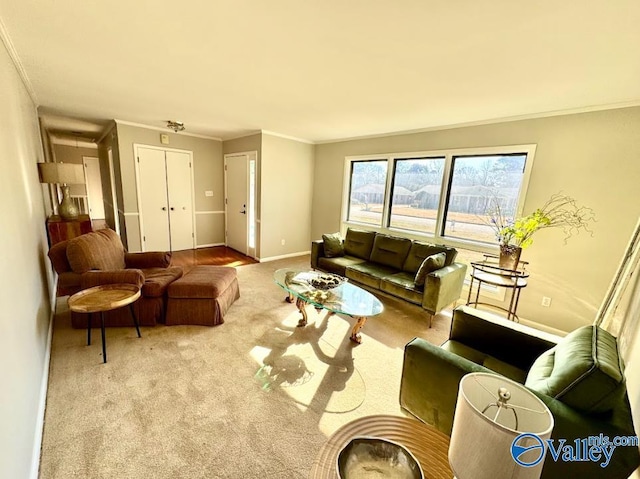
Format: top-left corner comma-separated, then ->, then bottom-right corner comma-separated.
486,193 -> 596,270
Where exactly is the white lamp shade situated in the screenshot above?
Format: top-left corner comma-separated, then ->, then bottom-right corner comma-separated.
449,373 -> 554,479
38,162 -> 85,185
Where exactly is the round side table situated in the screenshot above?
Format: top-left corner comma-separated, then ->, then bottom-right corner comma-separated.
68,283 -> 141,363
309,414 -> 452,479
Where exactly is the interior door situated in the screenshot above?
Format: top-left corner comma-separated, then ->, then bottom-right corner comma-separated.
137,147 -> 170,251
226,154 -> 248,254
166,151 -> 194,251
83,156 -> 105,219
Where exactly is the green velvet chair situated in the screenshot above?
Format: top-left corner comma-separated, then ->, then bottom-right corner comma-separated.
400,306 -> 640,479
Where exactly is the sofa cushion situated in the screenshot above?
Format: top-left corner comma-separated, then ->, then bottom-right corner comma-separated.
403,241 -> 457,273
370,234 -> 412,269
318,255 -> 366,276
141,267 -> 184,298
414,252 -> 446,288
322,232 -> 344,258
66,229 -> 126,273
344,228 -> 376,260
48,240 -> 72,273
168,265 -> 237,299
346,262 -> 397,289
525,326 -> 625,413
380,272 -> 422,305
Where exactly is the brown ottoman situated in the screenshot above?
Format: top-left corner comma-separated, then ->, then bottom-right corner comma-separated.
166,266 -> 240,326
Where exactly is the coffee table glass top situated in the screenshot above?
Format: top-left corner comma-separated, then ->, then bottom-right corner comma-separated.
274,269 -> 383,318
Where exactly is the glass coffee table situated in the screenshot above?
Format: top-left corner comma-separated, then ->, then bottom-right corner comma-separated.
274,269 -> 383,344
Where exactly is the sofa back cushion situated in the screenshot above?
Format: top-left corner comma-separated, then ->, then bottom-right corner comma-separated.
525,326 -> 626,413
403,241 -> 458,273
66,229 -> 126,273
369,234 -> 412,269
344,228 -> 376,260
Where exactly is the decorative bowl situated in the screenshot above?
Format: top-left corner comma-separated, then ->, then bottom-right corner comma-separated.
336,436 -> 424,479
308,273 -> 347,291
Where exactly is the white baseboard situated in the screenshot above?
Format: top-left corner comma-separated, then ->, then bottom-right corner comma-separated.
259,251 -> 311,263
30,283 -> 56,479
196,243 -> 225,248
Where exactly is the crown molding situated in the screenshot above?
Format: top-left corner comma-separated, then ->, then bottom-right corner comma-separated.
223,130 -> 262,142
314,100 -> 640,145
0,17 -> 38,106
114,119 -> 222,141
261,129 -> 314,144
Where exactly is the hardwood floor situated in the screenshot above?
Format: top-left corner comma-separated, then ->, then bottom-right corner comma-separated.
170,246 -> 258,268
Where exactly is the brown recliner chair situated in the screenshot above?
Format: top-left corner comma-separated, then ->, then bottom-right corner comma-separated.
48,228 -> 183,327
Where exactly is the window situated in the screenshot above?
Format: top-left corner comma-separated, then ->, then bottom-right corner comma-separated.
389,157 -> 445,234
343,146 -> 535,249
347,160 -> 388,226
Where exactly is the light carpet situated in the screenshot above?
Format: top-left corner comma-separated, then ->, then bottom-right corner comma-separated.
39,255 -> 452,478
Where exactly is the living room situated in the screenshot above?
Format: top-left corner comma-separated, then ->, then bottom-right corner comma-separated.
2,2 -> 640,478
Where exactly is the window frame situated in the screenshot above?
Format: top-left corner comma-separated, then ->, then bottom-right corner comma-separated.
341,144 -> 537,254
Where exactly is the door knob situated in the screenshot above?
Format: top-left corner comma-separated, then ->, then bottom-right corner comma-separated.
162,207 -> 167,211
170,207 -> 175,211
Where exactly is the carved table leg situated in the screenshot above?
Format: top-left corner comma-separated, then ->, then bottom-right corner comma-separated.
350,316 -> 368,344
285,293 -> 294,303
296,297 -> 308,327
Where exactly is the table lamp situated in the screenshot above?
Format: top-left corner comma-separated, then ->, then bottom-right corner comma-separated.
38,162 -> 85,220
449,372 -> 554,479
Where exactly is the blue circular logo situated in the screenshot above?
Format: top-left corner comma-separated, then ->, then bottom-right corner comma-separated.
511,433 -> 546,467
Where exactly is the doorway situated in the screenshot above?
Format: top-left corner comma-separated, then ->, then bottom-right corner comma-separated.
82,156 -> 105,219
224,151 -> 257,258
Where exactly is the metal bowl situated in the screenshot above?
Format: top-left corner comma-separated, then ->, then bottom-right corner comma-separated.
336,436 -> 424,479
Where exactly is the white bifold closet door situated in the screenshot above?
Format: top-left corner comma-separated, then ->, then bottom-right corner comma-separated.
137,146 -> 194,252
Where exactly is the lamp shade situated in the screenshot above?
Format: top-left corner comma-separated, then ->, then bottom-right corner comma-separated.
449,373 -> 554,479
38,162 -> 85,185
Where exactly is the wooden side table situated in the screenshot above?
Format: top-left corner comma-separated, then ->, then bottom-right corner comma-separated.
68,284 -> 142,363
309,414 -> 452,478
47,214 -> 92,245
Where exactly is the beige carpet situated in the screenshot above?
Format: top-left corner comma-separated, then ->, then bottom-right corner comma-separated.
39,255 -> 452,478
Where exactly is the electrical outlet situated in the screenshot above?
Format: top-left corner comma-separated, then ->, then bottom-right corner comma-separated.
281,239 -> 286,246
541,296 -> 552,307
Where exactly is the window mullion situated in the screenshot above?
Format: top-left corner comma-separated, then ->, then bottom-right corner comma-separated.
434,153 -> 453,241
381,157 -> 394,228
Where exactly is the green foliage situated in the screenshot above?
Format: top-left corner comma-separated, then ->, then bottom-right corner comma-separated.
486,193 -> 596,249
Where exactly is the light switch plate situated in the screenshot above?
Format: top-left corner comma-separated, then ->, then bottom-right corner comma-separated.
160,134 -> 170,144
205,190 -> 214,197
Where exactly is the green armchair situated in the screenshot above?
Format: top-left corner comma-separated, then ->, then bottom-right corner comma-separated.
400,306 -> 640,479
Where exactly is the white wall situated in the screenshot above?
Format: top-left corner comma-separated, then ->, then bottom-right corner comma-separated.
0,38 -> 54,479
260,133 -> 314,260
312,107 -> 640,333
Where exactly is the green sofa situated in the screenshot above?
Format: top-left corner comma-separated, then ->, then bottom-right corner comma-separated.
400,305 -> 640,479
311,228 -> 467,326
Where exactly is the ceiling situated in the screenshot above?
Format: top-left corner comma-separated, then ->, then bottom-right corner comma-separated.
1,1 -> 639,143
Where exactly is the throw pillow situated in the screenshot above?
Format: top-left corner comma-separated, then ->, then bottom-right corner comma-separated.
322,232 -> 344,258
414,252 -> 446,288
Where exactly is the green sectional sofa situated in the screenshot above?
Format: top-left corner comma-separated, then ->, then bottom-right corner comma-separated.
400,305 -> 640,479
311,228 -> 467,326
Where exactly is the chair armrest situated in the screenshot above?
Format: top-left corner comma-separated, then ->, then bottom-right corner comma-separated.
80,269 -> 145,289
125,252 -> 171,269
422,262 -> 467,314
400,337 -> 490,434
311,240 -> 325,269
450,305 -> 562,371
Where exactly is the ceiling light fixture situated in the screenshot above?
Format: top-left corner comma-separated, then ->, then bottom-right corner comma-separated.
166,120 -> 185,132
